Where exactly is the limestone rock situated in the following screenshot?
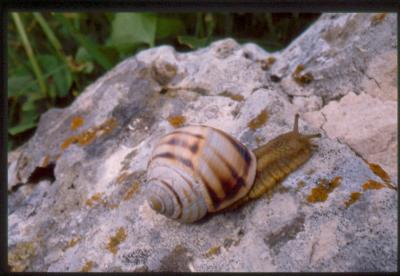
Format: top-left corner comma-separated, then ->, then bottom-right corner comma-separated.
304,92 -> 397,182
8,13 -> 397,272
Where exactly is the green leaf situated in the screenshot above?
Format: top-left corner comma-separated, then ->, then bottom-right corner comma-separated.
109,13 -> 157,53
53,13 -> 113,70
37,54 -> 72,98
9,120 -> 37,135
177,35 -> 210,49
8,75 -> 37,98
75,47 -> 94,74
20,91 -> 43,112
21,99 -> 36,111
156,16 -> 185,40
8,65 -> 39,98
76,46 -> 91,62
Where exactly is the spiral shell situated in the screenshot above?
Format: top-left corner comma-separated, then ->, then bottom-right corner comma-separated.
145,125 -> 257,223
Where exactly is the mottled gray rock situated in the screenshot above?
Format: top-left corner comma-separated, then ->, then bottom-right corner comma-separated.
8,13 -> 397,272
304,92 -> 397,182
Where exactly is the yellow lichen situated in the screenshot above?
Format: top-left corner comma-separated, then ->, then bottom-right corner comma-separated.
366,162 -> 398,190
219,91 -> 244,101
61,117 -> 118,151
76,129 -> 97,146
344,192 -> 362,208
306,176 -> 342,203
80,260 -> 94,272
167,115 -> 186,128
205,245 -> 221,258
63,236 -> 81,251
260,56 -> 276,70
99,117 -> 118,135
267,56 -> 277,64
61,136 -> 79,150
8,241 -> 36,272
107,227 -> 127,255
368,163 -> 391,183
292,64 -> 314,85
371,13 -> 387,25
123,181 -> 140,201
116,172 -> 129,184
296,180 -> 306,191
248,109 -> 269,130
86,192 -> 120,209
70,116 -> 85,131
86,192 -> 106,207
362,180 -> 386,191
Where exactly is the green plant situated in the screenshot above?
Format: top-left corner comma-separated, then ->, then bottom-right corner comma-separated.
7,12 -> 320,151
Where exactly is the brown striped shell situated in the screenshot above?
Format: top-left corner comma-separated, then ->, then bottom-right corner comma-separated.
145,125 -> 257,223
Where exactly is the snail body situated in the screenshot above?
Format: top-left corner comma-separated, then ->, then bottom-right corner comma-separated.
145,114 -> 320,223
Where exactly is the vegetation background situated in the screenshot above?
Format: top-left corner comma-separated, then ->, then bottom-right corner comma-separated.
7,12 -> 320,151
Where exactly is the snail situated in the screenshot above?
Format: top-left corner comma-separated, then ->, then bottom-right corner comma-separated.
145,114 -> 320,223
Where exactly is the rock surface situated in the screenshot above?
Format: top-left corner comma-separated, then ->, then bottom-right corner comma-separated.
8,13 -> 397,272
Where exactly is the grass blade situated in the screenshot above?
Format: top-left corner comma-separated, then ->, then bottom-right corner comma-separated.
11,13 -> 47,98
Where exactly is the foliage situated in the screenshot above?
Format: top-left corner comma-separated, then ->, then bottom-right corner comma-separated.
7,12 -> 320,151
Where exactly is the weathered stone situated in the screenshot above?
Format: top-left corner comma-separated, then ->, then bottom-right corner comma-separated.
304,92 -> 397,182
8,13 -> 397,272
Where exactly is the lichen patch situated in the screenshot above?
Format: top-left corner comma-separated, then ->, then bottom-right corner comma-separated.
86,192 -> 106,207
204,245 -> 221,258
344,192 -> 362,208
167,115 -> 186,128
292,64 -> 314,85
63,236 -> 81,251
70,116 -> 85,131
306,176 -> 342,203
371,13 -> 387,25
107,227 -> 127,255
61,117 -> 117,151
248,109 -> 269,130
368,163 -> 391,183
80,260 -> 94,272
8,241 -> 37,272
123,181 -> 140,201
362,180 -> 386,191
219,91 -> 244,102
259,56 -> 276,70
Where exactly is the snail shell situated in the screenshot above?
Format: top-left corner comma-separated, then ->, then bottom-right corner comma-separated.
145,114 -> 320,223
145,125 -> 257,223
